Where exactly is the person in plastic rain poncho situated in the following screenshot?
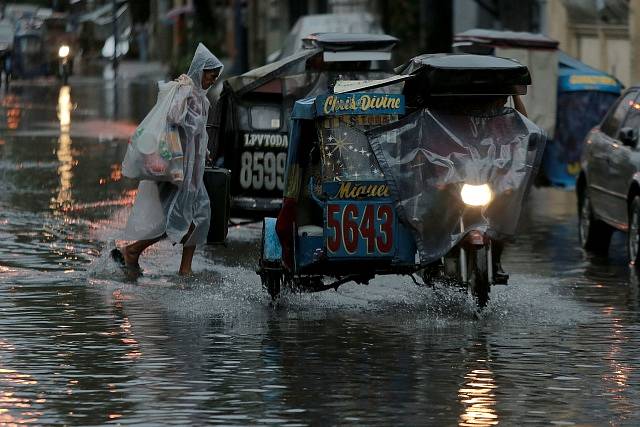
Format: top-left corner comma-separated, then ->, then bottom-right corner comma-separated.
111,43 -> 223,276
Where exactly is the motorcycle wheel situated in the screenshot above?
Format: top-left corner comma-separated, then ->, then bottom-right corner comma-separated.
579,193 -> 612,254
468,246 -> 490,309
261,269 -> 282,300
628,196 -> 640,267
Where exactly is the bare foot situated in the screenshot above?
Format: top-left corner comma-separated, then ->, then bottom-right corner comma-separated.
123,246 -> 142,270
110,248 -> 143,279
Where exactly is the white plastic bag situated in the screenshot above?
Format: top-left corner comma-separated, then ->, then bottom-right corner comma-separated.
123,180 -> 168,239
122,81 -> 185,183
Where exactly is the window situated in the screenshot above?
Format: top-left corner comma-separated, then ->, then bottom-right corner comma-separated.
249,105 -> 281,130
621,99 -> 640,132
601,91 -> 638,137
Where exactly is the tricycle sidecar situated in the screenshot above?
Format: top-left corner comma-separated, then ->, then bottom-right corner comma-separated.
207,33 -> 398,218
258,54 -> 546,308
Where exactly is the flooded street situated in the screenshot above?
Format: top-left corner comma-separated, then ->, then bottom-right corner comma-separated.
1,76 -> 640,425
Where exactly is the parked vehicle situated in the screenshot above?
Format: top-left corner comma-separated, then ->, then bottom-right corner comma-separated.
0,20 -> 14,86
257,54 -> 546,308
11,24 -> 46,79
207,32 -> 398,219
42,13 -> 77,82
543,52 -> 622,188
577,87 -> 640,262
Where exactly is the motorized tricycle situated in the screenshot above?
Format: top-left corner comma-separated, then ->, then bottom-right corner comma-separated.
57,43 -> 72,84
257,54 -> 546,308
42,13 -> 77,84
0,20 -> 14,87
11,25 -> 46,79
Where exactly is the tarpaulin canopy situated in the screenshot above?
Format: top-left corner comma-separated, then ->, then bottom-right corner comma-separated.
224,48 -> 321,95
369,108 -> 546,264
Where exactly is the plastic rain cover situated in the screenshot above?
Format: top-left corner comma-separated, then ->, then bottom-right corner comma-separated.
125,43 -> 223,246
368,108 -> 546,264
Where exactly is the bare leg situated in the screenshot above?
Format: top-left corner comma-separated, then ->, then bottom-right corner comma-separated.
123,234 -> 165,268
179,246 -> 196,275
178,223 -> 197,275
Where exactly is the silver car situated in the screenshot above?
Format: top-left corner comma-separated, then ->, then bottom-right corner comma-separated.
578,87 -> 640,263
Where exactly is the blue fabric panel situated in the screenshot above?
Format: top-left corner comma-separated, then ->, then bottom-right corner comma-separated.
543,91 -> 619,188
291,97 -> 317,119
263,217 -> 282,262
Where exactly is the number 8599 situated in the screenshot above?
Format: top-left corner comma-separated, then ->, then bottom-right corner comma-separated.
239,151 -> 287,191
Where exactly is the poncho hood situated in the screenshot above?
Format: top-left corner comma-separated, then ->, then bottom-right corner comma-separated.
187,43 -> 224,95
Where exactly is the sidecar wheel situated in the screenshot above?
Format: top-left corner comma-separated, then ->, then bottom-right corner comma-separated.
261,270 -> 282,300
469,247 -> 490,309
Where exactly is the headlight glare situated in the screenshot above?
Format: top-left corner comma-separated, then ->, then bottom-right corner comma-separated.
460,183 -> 492,206
58,45 -> 70,58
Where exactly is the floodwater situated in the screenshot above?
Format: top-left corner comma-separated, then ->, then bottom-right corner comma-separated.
0,77 -> 639,426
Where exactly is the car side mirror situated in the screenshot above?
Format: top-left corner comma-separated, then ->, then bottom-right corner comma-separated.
619,126 -> 638,147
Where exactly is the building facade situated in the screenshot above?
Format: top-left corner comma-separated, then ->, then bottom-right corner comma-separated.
545,0 -> 634,86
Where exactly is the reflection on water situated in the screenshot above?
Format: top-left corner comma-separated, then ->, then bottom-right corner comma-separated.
459,366 -> 498,426
2,94 -> 21,130
54,86 -> 73,210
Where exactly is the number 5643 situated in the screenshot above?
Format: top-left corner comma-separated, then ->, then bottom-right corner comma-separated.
326,203 -> 394,256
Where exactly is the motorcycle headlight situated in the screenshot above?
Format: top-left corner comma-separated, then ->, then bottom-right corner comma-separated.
58,45 -> 70,58
460,183 -> 492,206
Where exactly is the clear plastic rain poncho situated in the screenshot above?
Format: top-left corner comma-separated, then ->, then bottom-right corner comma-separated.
124,43 -> 223,246
368,107 -> 546,264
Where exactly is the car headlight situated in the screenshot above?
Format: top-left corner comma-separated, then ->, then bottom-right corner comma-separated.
58,45 -> 70,58
460,183 -> 492,206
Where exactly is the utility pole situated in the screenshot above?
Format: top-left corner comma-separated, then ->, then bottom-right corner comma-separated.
422,0 -> 453,53
630,0 -> 640,84
233,0 -> 248,74
111,0 -> 119,120
112,0 -> 118,79
497,0 -> 534,31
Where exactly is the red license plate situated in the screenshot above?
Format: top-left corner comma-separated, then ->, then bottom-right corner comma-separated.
325,202 -> 395,257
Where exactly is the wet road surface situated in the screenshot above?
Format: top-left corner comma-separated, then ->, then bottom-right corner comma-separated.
0,76 -> 639,425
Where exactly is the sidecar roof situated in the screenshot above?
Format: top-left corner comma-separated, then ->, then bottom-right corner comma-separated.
453,29 -> 559,50
330,53 -> 531,97
225,47 -> 321,95
302,32 -> 398,52
396,53 -> 531,96
225,33 -> 398,96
